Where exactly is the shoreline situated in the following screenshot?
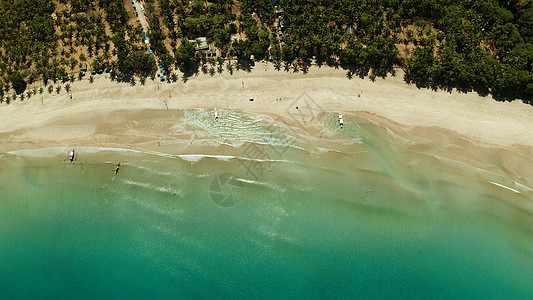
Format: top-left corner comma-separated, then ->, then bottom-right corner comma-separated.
1,64 -> 533,153
1,76 -> 533,215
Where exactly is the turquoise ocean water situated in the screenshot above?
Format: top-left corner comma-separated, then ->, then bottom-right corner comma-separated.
0,112 -> 532,298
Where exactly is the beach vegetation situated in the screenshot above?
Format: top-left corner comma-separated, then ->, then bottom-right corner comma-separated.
175,40 -> 199,72
9,71 -> 26,94
0,0 -> 532,103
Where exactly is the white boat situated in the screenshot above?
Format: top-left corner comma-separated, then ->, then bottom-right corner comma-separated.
339,112 -> 344,129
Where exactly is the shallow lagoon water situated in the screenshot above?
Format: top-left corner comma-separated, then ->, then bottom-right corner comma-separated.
0,113 -> 532,298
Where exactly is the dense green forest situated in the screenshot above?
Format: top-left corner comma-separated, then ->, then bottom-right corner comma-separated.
0,0 -> 532,103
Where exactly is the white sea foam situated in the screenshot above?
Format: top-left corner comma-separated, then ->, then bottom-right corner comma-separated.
179,153 -> 292,163
489,182 -> 521,194
177,154 -> 235,162
6,145 -> 297,168
385,127 -> 412,144
126,163 -> 174,176
239,156 -> 292,163
315,147 -> 344,153
234,177 -> 282,190
250,140 -> 308,152
7,147 -> 70,157
514,181 -> 533,192
235,178 -> 262,185
192,173 -> 211,178
367,119 -> 380,126
80,147 -> 145,154
122,179 -> 183,196
6,146 -> 146,158
432,155 -> 504,178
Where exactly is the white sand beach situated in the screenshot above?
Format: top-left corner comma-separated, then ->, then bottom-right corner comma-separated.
1,64 -> 533,153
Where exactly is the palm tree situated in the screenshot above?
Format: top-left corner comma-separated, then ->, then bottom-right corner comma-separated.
292,62 -> 299,72
70,58 -> 78,71
274,60 -> 281,71
346,71 -> 353,79
226,60 -> 233,74
283,60 -> 291,72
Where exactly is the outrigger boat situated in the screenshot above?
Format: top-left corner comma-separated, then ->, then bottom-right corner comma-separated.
339,112 -> 344,129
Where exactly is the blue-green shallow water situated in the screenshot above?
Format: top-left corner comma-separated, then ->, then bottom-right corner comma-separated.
1,116 -> 532,298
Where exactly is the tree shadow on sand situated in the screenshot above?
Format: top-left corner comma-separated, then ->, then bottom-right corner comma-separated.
236,59 -> 253,72
181,63 -> 199,83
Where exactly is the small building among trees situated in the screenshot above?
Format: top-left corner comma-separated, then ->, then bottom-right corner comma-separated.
188,37 -> 209,51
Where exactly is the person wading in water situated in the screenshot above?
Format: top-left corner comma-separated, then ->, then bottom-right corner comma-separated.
68,149 -> 75,163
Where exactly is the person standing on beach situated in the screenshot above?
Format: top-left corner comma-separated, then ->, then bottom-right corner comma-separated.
68,149 -> 75,163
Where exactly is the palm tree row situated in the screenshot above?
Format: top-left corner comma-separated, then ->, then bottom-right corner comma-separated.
1,0 -> 532,102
